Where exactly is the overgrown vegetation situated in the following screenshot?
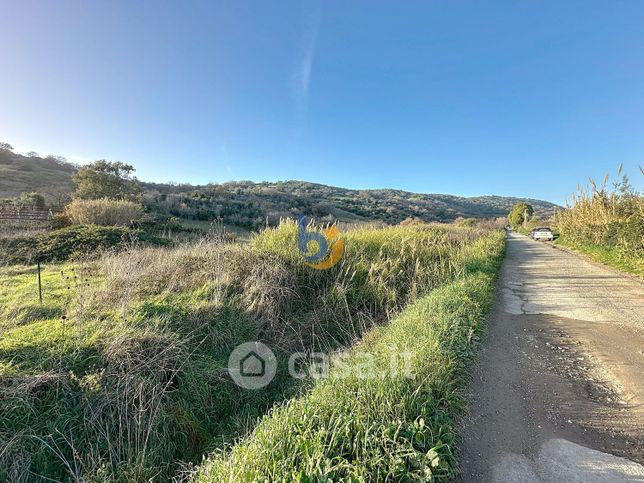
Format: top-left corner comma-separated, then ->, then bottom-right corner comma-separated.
0,220 -> 504,481
0,142 -> 511,479
554,166 -> 643,276
0,155 -> 157,264
65,198 -> 145,226
192,231 -> 505,482
1,192 -> 47,210
0,224 -> 169,265
507,202 -> 534,229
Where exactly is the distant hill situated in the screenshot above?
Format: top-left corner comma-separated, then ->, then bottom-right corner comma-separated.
144,180 -> 559,228
0,147 -> 559,227
0,149 -> 77,204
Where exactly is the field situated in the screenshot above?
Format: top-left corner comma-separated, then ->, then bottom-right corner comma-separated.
0,220 -> 504,481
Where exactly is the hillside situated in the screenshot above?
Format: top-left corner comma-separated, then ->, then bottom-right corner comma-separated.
0,147 -> 558,226
145,180 -> 559,228
0,149 -> 77,204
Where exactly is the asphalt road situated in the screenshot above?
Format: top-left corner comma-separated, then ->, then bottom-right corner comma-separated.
457,231 -> 644,482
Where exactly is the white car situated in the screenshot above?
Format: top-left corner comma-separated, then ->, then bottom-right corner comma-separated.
531,227 -> 554,241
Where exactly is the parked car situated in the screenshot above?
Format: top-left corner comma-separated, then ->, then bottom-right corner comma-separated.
531,227 -> 554,241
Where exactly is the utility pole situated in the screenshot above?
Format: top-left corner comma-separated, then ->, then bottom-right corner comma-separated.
523,208 -> 528,229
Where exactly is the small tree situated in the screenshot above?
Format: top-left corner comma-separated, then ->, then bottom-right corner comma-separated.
18,192 -> 46,209
0,142 -> 14,151
46,155 -> 69,165
508,202 -> 534,228
72,160 -> 143,201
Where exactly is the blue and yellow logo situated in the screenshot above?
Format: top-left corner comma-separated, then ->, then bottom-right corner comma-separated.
297,216 -> 345,270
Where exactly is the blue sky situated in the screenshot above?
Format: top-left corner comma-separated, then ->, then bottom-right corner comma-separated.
1,1 -> 643,204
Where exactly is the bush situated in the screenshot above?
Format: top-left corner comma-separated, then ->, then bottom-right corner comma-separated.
454,217 -> 476,227
0,225 -> 169,265
65,198 -> 144,226
49,212 -> 72,229
603,218 -> 644,253
18,192 -> 46,209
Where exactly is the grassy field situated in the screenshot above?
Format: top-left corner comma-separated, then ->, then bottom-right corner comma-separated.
0,220 -> 504,481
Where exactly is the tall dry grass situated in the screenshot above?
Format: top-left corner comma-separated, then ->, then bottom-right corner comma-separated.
192,230 -> 507,482
65,198 -> 145,226
555,166 -> 643,258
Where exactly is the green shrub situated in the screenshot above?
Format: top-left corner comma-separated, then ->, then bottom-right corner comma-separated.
65,198 -> 145,226
0,225 -> 169,265
454,217 -> 476,227
49,212 -> 72,229
18,191 -> 46,209
602,218 -> 644,254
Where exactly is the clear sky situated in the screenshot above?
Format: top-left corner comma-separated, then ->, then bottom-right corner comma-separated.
1,1 -> 643,204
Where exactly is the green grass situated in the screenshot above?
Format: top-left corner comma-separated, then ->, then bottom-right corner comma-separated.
193,232 -> 505,481
0,224 -> 171,265
0,264 -> 74,331
0,222 -> 505,480
554,238 -> 643,277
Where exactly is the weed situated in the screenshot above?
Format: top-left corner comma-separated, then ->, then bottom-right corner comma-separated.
0,221 -> 504,480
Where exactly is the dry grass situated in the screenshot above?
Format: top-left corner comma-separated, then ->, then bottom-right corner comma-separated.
555,166 -> 643,269
65,198 -> 145,226
192,231 -> 507,482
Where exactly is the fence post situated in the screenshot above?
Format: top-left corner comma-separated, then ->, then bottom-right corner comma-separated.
37,261 -> 43,304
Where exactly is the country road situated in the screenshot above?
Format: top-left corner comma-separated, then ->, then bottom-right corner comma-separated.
457,231 -> 644,482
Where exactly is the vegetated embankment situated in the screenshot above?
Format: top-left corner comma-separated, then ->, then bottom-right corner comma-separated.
193,230 -> 506,481
554,169 -> 643,276
0,220 -> 504,481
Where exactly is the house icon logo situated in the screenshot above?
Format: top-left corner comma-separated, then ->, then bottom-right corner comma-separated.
228,341 -> 277,389
240,350 -> 265,377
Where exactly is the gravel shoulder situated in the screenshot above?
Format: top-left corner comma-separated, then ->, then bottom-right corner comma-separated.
456,231 -> 644,482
